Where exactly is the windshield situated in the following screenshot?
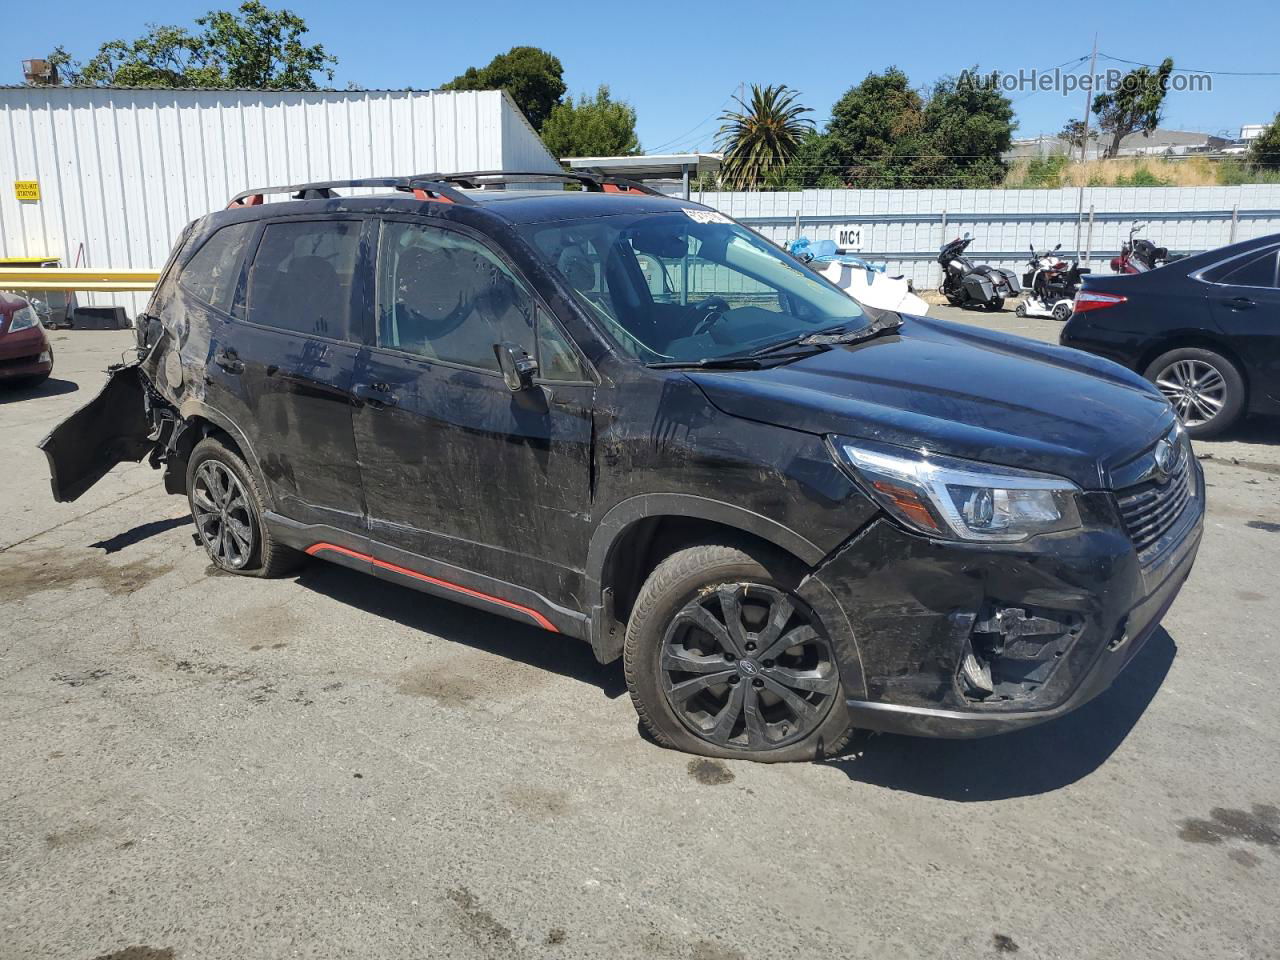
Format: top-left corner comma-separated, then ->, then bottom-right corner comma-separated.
518,210 -> 865,363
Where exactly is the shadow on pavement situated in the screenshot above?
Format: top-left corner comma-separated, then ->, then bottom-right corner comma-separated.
824,627 -> 1177,801
0,377 -> 79,403
293,559 -> 627,699
1211,415 -> 1280,448
91,515 -> 192,554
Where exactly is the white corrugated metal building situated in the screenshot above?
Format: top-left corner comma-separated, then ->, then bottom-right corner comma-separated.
0,86 -> 561,315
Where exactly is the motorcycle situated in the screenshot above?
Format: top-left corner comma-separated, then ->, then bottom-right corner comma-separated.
1016,243 -> 1090,321
937,233 -> 1020,310
1112,222 -> 1182,274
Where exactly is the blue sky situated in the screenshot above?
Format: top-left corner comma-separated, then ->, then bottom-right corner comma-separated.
8,0 -> 1280,151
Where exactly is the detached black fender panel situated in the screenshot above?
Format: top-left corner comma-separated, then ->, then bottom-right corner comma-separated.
38,363 -> 152,503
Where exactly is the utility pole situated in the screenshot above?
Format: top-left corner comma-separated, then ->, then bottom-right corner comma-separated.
1079,34 -> 1098,162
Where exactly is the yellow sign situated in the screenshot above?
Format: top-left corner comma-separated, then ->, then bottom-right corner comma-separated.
14,180 -> 40,202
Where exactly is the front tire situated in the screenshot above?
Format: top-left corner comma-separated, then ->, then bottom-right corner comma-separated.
1144,347 -> 1245,439
623,542 -> 851,763
186,438 -> 301,577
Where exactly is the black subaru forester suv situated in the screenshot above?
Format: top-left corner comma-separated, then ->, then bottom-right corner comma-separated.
42,171 -> 1204,762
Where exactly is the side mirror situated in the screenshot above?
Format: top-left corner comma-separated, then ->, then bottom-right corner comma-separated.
1053,243 -> 1062,251
963,231 -> 971,240
494,342 -> 538,392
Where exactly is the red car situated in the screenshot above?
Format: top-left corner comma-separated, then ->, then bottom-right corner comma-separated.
0,292 -> 54,385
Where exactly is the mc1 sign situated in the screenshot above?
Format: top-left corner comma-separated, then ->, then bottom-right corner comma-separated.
836,226 -> 862,251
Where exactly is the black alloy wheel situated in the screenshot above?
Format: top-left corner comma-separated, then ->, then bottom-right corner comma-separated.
659,583 -> 839,751
191,459 -> 256,570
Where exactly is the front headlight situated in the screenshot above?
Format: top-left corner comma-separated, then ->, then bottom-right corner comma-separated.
832,436 -> 1082,542
8,304 -> 40,333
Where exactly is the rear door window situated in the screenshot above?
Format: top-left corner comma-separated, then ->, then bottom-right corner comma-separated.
179,222 -> 254,313
375,220 -> 535,371
243,219 -> 361,339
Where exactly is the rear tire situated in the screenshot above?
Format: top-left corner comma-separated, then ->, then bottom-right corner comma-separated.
1143,347 -> 1245,439
186,437 -> 302,577
623,541 -> 851,763
988,297 -> 1005,312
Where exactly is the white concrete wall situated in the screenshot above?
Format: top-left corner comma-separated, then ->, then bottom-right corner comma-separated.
0,86 -> 560,315
663,186 -> 1280,289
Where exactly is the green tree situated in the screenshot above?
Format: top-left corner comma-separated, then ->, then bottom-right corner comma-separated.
442,46 -> 566,131
824,67 -> 925,187
779,130 -> 844,188
1058,118 -> 1096,153
1248,113 -> 1280,171
715,84 -> 813,190
541,86 -> 640,159
72,2 -> 335,89
1091,58 -> 1174,158
197,2 -> 336,89
913,68 -> 1015,187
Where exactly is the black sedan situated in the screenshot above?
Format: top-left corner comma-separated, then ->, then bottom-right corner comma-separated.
1061,233 -> 1280,437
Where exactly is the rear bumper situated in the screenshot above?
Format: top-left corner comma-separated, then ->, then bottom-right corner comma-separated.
804,480 -> 1203,739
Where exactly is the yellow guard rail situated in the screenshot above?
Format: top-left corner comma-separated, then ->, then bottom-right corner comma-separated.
0,267 -> 160,292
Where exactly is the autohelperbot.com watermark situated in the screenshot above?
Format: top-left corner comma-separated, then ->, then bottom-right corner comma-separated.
959,68 -> 1211,98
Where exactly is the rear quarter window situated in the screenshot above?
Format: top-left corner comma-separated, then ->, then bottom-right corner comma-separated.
179,222 -> 254,313
1203,247 -> 1280,288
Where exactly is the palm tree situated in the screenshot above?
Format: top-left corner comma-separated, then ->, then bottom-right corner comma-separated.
715,85 -> 814,189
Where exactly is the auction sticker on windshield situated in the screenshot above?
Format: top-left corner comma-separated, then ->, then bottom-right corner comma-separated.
683,208 -> 731,225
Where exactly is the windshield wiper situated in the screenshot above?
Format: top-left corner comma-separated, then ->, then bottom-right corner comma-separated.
762,313 -> 906,355
646,355 -> 768,370
750,324 -> 849,358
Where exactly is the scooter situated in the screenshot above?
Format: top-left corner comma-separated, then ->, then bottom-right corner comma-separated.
1112,222 -> 1181,274
937,233 -> 1020,310
1016,243 -> 1090,321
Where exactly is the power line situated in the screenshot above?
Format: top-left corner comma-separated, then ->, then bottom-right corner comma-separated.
1097,53 -> 1280,78
647,86 -> 741,153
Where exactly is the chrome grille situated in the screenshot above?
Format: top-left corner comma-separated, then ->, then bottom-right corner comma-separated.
1116,442 -> 1193,559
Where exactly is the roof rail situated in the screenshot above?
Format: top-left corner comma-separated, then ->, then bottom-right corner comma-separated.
225,169 -> 666,209
226,176 -> 473,209
410,170 -> 668,197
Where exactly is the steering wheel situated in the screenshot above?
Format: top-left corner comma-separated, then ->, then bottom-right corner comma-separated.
691,297 -> 732,336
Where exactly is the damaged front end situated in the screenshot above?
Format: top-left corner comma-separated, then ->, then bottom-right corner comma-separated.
807,495 -> 1202,738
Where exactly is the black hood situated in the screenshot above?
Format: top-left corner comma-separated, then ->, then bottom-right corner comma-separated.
687,315 -> 1175,490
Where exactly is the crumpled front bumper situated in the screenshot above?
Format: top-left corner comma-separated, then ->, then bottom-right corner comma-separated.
797,471 -> 1204,738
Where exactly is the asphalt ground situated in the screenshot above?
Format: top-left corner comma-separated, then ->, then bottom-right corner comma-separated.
1,320 -> 1278,960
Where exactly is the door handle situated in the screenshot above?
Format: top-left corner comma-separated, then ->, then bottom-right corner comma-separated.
214,348 -> 244,374
353,382 -> 398,408
1226,296 -> 1255,310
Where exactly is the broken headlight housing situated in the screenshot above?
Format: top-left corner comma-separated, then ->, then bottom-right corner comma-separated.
832,436 -> 1082,543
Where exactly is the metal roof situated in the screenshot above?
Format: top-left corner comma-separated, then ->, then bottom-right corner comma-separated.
563,153 -> 722,179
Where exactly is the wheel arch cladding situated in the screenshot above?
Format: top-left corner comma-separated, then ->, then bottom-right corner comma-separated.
178,402 -> 275,510
584,494 -> 830,665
